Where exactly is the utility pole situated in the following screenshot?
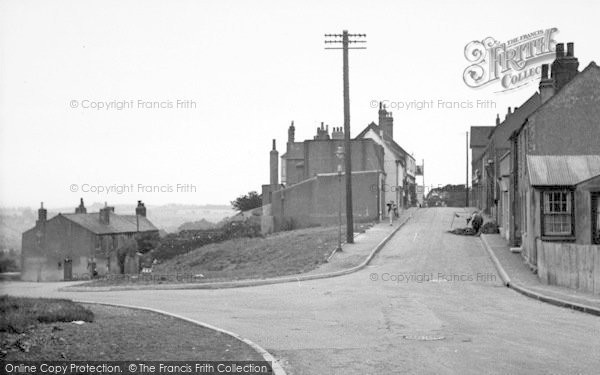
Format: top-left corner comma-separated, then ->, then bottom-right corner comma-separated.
422,159 -> 425,205
466,131 -> 469,207
325,30 -> 366,244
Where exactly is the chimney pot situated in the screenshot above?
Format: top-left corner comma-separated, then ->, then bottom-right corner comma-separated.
556,43 -> 564,58
567,42 -> 574,57
541,64 -> 549,79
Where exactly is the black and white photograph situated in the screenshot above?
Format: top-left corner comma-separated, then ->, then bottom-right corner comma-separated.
1,0 -> 599,374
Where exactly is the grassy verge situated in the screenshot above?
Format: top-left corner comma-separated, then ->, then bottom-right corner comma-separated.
0,295 -> 94,334
84,223 -> 372,287
0,298 -> 263,361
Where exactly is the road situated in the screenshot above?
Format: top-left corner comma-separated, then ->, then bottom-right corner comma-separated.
3,208 -> 600,374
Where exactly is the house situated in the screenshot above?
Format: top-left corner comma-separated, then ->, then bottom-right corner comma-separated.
471,94 -> 541,222
21,199 -> 159,281
261,122 -> 385,232
356,103 -> 418,208
470,125 -> 494,210
512,57 -> 600,274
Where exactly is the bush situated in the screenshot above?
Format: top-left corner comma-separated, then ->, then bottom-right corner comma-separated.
0,296 -> 94,333
151,220 -> 262,261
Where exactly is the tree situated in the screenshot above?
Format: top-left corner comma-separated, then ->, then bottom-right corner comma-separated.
231,191 -> 262,213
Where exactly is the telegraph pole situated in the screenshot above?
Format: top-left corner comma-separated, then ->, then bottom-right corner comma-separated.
466,131 -> 469,207
325,30 -> 366,244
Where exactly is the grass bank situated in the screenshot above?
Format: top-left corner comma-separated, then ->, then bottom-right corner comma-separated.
84,224 -> 372,287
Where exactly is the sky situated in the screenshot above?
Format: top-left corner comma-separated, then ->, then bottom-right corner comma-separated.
1,0 -> 599,208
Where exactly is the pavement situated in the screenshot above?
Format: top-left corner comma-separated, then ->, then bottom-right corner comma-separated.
62,208 -> 415,292
480,233 -> 600,315
2,207 -> 600,374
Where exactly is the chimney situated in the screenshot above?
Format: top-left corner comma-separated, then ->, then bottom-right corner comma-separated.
270,139 -> 279,191
37,202 -> 47,226
136,200 -> 146,217
567,42 -> 574,57
75,198 -> 87,214
495,114 -> 500,126
99,202 -> 114,225
539,64 -> 555,103
314,122 -> 331,140
555,43 -> 564,58
378,102 -> 394,140
331,126 -> 344,140
551,42 -> 579,91
287,121 -> 295,144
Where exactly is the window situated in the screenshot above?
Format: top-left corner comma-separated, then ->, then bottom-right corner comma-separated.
542,190 -> 574,237
592,193 -> 600,245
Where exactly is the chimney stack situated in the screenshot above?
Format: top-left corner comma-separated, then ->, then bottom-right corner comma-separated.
551,42 -> 579,91
99,203 -> 114,225
495,114 -> 500,126
378,102 -> 394,140
270,139 -> 279,192
332,127 -> 344,140
136,200 -> 147,217
287,121 -> 295,144
539,64 -> 555,103
37,202 -> 47,226
75,198 -> 87,214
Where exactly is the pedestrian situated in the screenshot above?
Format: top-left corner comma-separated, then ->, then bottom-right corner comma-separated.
387,201 -> 395,226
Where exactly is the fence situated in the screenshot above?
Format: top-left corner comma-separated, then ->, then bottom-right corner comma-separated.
537,239 -> 600,295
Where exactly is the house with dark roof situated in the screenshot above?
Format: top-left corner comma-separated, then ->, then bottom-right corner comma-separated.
469,125 -> 494,210
355,103 -> 418,208
261,120 -> 385,233
260,103 -> 418,233
21,199 -> 159,281
511,57 -> 600,281
470,93 -> 541,228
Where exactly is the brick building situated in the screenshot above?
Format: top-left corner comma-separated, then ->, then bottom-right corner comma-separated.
512,57 -> 600,268
261,105 -> 416,233
21,200 -> 159,281
356,103 -> 418,208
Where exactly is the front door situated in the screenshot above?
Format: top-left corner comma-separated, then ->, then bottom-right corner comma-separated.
592,193 -> 600,245
63,258 -> 72,281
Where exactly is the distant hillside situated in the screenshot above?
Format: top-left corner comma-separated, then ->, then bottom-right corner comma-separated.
177,218 -> 218,231
0,203 -> 235,251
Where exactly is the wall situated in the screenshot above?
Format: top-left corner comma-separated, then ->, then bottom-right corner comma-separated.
361,128 -> 403,207
537,239 -> 600,294
21,215 -> 94,281
575,175 -> 600,244
527,66 -> 600,157
304,139 -> 383,179
271,170 -> 383,231
21,214 -> 153,281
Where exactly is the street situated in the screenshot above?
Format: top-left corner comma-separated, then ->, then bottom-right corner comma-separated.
3,208 -> 599,374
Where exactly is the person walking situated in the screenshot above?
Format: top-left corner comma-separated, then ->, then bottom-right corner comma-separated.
387,201 -> 395,226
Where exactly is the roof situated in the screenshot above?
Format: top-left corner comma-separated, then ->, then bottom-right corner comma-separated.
355,122 -> 414,161
514,61 -> 600,138
62,212 -> 159,234
491,92 -> 541,147
281,142 -> 304,160
470,126 -> 494,147
527,155 -> 600,186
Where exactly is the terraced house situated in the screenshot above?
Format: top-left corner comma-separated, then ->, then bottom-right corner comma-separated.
21,200 -> 159,281
471,42 -> 600,294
